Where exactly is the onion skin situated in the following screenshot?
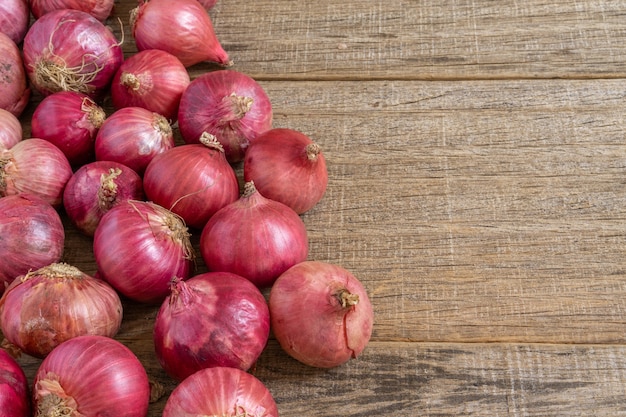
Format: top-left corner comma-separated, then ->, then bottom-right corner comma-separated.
0,33 -> 30,117
33,335 -> 150,417
0,0 -> 29,44
154,273 -> 270,381
0,348 -> 30,417
244,128 -> 329,214
269,261 -> 374,368
0,108 -> 22,150
29,0 -> 115,21
162,367 -> 279,417
0,263 -> 123,358
178,70 -> 273,163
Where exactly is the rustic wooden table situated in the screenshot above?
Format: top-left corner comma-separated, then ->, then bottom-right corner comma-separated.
15,0 -> 626,415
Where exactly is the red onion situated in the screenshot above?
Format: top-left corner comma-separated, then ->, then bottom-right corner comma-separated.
0,194 -> 65,292
29,0 -> 115,21
111,49 -> 190,122
162,367 -> 279,417
200,181 -> 308,288
63,161 -> 144,236
143,133 -> 239,230
244,128 -> 328,214
0,33 -> 30,117
33,335 -> 150,417
22,9 -> 123,98
130,0 -> 230,68
95,107 -> 175,175
197,0 -> 218,10
94,200 -> 194,303
178,70 -> 273,163
0,263 -> 123,358
0,108 -> 22,150
0,0 -> 29,44
31,91 -> 106,166
269,261 -> 374,368
0,138 -> 73,208
154,272 -> 270,381
0,348 -> 30,417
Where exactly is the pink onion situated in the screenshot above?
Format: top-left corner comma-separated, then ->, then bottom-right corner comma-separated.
162,367 -> 279,417
200,181 -> 308,288
244,128 -> 328,214
29,0 -> 115,21
0,194 -> 65,292
0,348 -> 30,417
94,200 -> 194,303
0,262 -> 123,358
0,0 -> 29,44
22,9 -> 123,98
269,261 -> 374,368
31,91 -> 106,166
95,107 -> 175,175
143,133 -> 239,229
111,49 -> 190,121
0,138 -> 73,208
0,108 -> 22,150
154,272 -> 270,381
178,69 -> 273,163
33,335 -> 150,417
63,161 -> 144,236
0,33 -> 30,117
197,0 -> 218,10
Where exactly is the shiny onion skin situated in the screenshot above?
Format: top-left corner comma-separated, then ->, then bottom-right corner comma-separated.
143,133 -> 239,230
95,107 -> 175,175
0,263 -> 123,358
0,108 -> 22,150
33,335 -> 150,417
111,49 -> 190,122
130,0 -> 230,68
29,0 -> 115,21
22,9 -> 123,98
269,261 -> 374,368
0,139 -> 73,208
178,70 -> 273,163
0,0 -> 29,44
154,273 -> 270,381
0,348 -> 30,417
0,33 -> 30,117
31,91 -> 106,166
244,128 -> 329,214
93,200 -> 194,304
63,161 -> 144,236
162,367 -> 279,417
200,181 -> 308,288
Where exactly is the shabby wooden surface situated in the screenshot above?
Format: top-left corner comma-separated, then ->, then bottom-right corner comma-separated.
15,0 -> 626,415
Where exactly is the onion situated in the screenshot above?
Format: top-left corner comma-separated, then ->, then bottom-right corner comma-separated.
31,91 -> 106,166
244,128 -> 328,214
0,109 -> 22,150
94,200 -> 194,304
22,9 -> 123,98
111,49 -> 190,122
269,261 -> 374,368
63,161 -> 144,236
0,263 -> 123,358
200,181 -> 308,288
33,335 -> 150,417
0,0 -> 29,44
130,0 -> 230,68
143,133 -> 239,230
0,138 -> 73,208
178,69 -> 273,163
197,0 -> 218,10
29,0 -> 115,21
162,367 -> 279,417
154,273 -> 270,381
0,33 -> 30,117
0,348 -> 30,417
0,194 -> 65,292
95,107 -> 175,175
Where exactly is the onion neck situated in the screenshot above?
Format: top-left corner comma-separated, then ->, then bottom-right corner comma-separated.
199,132 -> 225,153
152,114 -> 172,137
81,97 -> 106,129
35,373 -> 83,417
98,168 -> 122,211
26,263 -> 84,282
305,143 -> 322,162
335,289 -> 360,309
168,278 -> 197,312
120,72 -> 140,91
218,93 -> 253,124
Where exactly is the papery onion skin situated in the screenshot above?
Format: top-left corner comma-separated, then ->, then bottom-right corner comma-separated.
29,0 -> 115,21
0,0 -> 29,44
0,108 -> 22,150
0,263 -> 123,358
111,49 -> 190,122
154,273 -> 270,381
64,161 -> 144,236
269,261 -> 374,368
31,91 -> 106,167
0,348 -> 30,417
178,69 -> 273,163
162,367 -> 279,417
0,33 -> 30,117
200,181 -> 308,288
94,200 -> 194,304
0,194 -> 65,292
244,128 -> 329,214
33,335 -> 150,417
22,9 -> 123,98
